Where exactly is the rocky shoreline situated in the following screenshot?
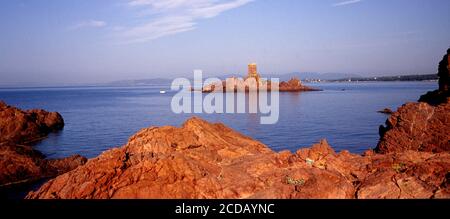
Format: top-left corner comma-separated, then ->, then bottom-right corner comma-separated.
24,93 -> 450,198
0,102 -> 86,189
2,94 -> 449,199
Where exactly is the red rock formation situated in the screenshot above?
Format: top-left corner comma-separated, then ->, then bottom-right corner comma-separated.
278,77 -> 321,92
0,101 -> 86,187
377,99 -> 450,153
0,101 -> 64,145
440,48 -> 450,92
419,48 -> 450,105
0,145 -> 86,186
378,49 -> 450,154
200,77 -> 321,93
26,118 -> 449,199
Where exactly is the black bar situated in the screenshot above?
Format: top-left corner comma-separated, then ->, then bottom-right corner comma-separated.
1,200 -> 448,218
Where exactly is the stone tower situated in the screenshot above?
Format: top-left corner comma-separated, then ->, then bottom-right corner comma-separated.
247,63 -> 261,82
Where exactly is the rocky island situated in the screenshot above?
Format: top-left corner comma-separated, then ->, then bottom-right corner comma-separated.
200,63 -> 321,93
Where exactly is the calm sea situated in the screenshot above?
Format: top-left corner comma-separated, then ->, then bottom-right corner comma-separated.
0,81 -> 437,158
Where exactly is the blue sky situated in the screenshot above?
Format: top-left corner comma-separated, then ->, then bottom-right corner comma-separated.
1,0 -> 449,85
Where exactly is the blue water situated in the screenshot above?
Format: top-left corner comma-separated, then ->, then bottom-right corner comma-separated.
0,82 -> 437,158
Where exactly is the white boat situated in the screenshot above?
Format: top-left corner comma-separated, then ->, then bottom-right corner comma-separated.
160,90 -> 166,94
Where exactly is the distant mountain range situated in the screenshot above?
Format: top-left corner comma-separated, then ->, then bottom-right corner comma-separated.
106,78 -> 173,86
264,72 -> 363,81
1,72 -> 437,88
105,72 -> 361,87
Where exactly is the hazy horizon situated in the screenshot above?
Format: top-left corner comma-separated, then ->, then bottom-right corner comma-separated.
1,0 -> 450,86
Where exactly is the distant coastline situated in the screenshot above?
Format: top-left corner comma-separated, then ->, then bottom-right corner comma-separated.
0,74 -> 438,89
105,73 -> 440,86
319,74 -> 438,83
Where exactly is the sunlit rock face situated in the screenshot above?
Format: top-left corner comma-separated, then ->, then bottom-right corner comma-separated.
377,49 -> 450,154
0,101 -> 64,145
26,117 -> 449,199
377,100 -> 450,153
0,101 -> 86,187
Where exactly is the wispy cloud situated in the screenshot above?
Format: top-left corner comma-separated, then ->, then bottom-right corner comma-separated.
118,0 -> 254,44
332,0 -> 363,7
69,20 -> 107,30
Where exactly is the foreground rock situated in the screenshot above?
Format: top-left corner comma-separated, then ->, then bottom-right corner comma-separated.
378,49 -> 450,153
27,117 -> 449,199
0,101 -> 64,145
377,100 -> 450,153
0,145 -> 86,186
0,101 -> 86,187
419,48 -> 449,105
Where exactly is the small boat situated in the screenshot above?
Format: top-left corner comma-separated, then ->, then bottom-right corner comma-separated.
160,90 -> 166,94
